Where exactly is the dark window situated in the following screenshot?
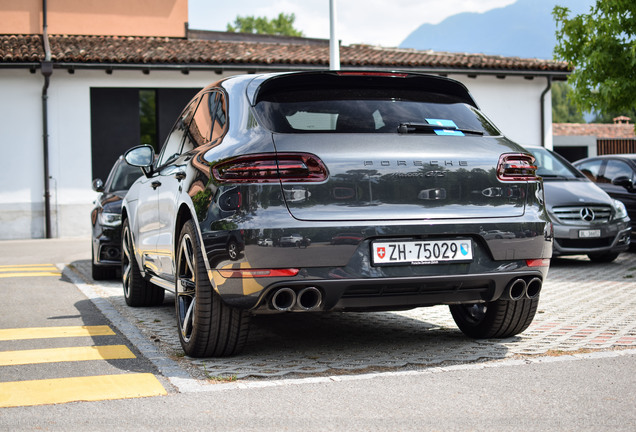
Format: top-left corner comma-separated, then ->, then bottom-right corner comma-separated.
253,87 -> 499,135
90,87 -> 200,180
211,92 -> 228,142
576,159 -> 604,183
139,90 -> 157,150
157,98 -> 200,167
604,160 -> 635,183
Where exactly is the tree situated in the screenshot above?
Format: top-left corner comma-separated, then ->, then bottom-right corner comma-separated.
591,107 -> 636,123
552,81 -> 585,123
553,1 -> 636,115
226,13 -> 304,37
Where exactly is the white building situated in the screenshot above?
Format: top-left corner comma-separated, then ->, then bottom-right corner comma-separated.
0,2 -> 570,240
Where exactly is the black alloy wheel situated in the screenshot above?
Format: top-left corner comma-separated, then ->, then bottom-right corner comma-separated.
175,220 -> 250,357
121,219 -> 165,307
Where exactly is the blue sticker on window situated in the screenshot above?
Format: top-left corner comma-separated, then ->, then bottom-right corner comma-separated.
426,119 -> 464,136
434,129 -> 465,136
425,119 -> 458,128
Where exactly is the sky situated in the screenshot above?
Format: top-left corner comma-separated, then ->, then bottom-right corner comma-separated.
188,0 -> 517,47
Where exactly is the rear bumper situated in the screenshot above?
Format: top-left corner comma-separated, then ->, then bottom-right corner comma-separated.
203,220 -> 552,311
258,270 -> 547,312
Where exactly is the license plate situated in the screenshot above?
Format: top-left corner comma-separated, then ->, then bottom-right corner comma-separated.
372,239 -> 473,266
579,229 -> 601,238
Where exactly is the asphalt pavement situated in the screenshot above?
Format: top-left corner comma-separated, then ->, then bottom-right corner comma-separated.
1,237 -> 635,431
67,240 -> 636,387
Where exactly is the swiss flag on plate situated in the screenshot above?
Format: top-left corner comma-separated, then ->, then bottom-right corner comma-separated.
377,247 -> 386,259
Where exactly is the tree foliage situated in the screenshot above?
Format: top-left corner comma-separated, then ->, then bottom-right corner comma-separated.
553,1 -> 636,115
226,13 -> 304,37
591,107 -> 636,123
552,81 -> 585,123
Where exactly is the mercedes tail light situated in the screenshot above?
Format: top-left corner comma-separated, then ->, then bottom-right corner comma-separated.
497,153 -> 538,181
212,153 -> 328,184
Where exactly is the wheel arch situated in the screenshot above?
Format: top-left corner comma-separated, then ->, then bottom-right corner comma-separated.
174,205 -> 220,295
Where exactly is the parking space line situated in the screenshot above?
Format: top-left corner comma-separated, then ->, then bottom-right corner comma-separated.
0,373 -> 167,407
0,345 -> 136,366
0,325 -> 115,341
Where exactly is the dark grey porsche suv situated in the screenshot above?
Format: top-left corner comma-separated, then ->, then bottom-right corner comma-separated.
122,71 -> 552,357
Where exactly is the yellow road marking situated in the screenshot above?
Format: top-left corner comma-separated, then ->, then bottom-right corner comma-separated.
0,345 -> 136,366
0,264 -> 61,278
0,272 -> 62,278
0,325 -> 115,341
0,373 -> 166,407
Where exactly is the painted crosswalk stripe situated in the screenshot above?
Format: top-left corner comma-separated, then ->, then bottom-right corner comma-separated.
0,264 -> 61,278
0,373 -> 167,407
0,345 -> 136,366
0,325 -> 115,341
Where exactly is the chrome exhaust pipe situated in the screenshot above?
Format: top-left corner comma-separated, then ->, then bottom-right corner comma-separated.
271,287 -> 296,311
296,287 -> 322,311
525,277 -> 542,299
506,278 -> 527,300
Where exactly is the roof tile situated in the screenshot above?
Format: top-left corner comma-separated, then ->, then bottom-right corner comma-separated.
553,123 -> 635,139
0,34 -> 571,74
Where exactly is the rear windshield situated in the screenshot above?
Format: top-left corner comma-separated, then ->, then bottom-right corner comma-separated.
253,87 -> 500,135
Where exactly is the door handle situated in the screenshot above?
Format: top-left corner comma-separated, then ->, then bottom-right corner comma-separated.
151,181 -> 162,190
175,171 -> 186,181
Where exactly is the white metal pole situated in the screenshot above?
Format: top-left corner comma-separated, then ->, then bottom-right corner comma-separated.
329,0 -> 340,70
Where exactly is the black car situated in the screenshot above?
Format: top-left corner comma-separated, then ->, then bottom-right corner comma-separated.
573,154 -> 636,240
121,71 -> 552,357
525,146 -> 630,262
91,156 -> 143,280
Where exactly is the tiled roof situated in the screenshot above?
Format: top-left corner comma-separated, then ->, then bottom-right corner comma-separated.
553,123 -> 635,139
0,34 -> 571,75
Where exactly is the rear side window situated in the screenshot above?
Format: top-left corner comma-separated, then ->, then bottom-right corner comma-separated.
253,87 -> 499,135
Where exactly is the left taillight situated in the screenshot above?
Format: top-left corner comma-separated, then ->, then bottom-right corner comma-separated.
497,153 -> 538,181
212,153 -> 328,184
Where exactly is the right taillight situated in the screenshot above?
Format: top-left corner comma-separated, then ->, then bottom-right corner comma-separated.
212,153 -> 328,184
497,153 -> 538,181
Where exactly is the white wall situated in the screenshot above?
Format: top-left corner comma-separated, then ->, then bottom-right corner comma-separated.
0,68 -> 553,239
0,71 -> 47,239
0,68 -> 237,239
454,74 -> 553,150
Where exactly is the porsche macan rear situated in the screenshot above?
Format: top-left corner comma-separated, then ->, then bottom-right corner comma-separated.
200,71 -> 552,312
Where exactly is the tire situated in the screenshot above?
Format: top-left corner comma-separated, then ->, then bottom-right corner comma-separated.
91,247 -> 115,280
121,218 -> 165,307
450,297 -> 539,339
176,220 -> 250,357
587,252 -> 619,263
92,262 -> 115,280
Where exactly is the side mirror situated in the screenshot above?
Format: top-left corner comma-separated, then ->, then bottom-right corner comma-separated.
612,176 -> 634,191
92,178 -> 104,192
124,145 -> 155,176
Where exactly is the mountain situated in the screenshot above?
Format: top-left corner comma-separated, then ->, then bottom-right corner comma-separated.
400,0 -> 595,59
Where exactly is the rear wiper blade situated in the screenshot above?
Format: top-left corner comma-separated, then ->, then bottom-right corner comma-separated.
397,122 -> 484,136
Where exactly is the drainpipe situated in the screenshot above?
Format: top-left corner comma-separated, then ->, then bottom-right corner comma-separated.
540,76 -> 552,148
41,0 -> 53,238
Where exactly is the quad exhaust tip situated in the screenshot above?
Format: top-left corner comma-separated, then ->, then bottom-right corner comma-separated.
271,286 -> 323,312
504,277 -> 542,301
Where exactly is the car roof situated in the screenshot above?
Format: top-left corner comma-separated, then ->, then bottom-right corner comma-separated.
574,154 -> 636,163
213,70 -> 479,108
